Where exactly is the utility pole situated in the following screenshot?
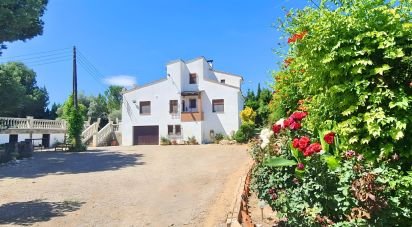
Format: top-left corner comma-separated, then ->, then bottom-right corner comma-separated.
73,46 -> 78,110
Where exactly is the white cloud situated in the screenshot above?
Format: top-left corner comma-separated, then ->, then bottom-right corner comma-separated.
103,75 -> 137,87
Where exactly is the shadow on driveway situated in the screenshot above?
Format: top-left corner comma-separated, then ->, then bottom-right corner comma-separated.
0,150 -> 144,179
0,199 -> 84,226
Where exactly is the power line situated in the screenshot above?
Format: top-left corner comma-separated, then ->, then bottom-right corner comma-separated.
0,47 -> 71,60
77,56 -> 105,81
0,46 -> 108,88
8,55 -> 72,65
77,50 -> 105,79
0,51 -> 70,62
25,58 -> 71,67
77,57 -> 107,88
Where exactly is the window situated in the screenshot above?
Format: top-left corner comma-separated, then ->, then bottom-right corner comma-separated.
139,101 -> 151,115
220,79 -> 225,84
169,100 -> 178,113
175,125 -> 181,135
189,73 -> 197,84
212,99 -> 224,113
189,99 -> 197,109
168,125 -> 181,135
168,125 -> 174,135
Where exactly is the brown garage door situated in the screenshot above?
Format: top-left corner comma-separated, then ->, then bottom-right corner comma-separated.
133,126 -> 159,145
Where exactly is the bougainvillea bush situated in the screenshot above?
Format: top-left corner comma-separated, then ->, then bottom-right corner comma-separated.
252,0 -> 412,226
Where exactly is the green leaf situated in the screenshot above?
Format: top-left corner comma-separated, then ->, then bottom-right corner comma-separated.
371,64 -> 391,75
295,168 -> 305,178
389,97 -> 409,110
291,145 -> 300,161
264,157 -> 297,167
323,154 -> 340,170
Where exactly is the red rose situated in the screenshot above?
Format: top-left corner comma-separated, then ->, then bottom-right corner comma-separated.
297,163 -> 305,170
292,138 -> 299,148
303,150 -> 312,157
307,143 -> 322,153
291,111 -> 307,121
283,118 -> 291,128
298,136 -> 310,150
272,124 -> 281,134
290,121 -> 301,130
323,132 -> 335,145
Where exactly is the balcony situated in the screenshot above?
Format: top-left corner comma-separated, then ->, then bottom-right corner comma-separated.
181,112 -> 204,122
180,91 -> 204,122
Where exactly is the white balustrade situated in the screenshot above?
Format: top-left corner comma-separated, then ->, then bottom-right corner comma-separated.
112,124 -> 119,132
81,122 -> 99,143
96,123 -> 113,146
0,117 -> 66,130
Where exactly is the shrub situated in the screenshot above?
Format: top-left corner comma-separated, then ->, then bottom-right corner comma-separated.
240,107 -> 257,125
272,0 -> 412,161
160,137 -> 171,145
187,136 -> 198,145
251,140 -> 412,226
252,1 -> 412,225
214,133 -> 224,144
233,123 -> 255,143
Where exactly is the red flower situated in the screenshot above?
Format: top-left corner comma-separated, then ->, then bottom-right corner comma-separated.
283,118 -> 291,128
287,31 -> 308,44
298,136 -> 310,150
306,143 -> 322,154
297,163 -> 305,170
292,138 -> 299,148
323,132 -> 335,145
272,124 -> 281,134
291,111 -> 307,121
289,121 -> 301,130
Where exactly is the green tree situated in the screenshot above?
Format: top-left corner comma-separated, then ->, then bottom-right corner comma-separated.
87,94 -> 108,120
0,66 -> 24,116
256,88 -> 272,126
105,85 -> 123,112
0,62 -> 49,118
62,95 -> 85,151
0,0 -> 48,55
244,84 -> 273,126
48,103 -> 61,120
244,89 -> 259,110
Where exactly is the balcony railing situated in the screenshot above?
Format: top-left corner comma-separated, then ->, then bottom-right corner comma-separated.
181,112 -> 204,122
0,116 -> 66,132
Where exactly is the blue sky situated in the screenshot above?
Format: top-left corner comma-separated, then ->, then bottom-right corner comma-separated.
0,0 -> 309,105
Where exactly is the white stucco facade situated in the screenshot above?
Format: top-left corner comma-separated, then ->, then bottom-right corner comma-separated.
122,57 -> 244,145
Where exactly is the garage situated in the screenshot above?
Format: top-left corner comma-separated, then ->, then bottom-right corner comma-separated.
133,126 -> 159,145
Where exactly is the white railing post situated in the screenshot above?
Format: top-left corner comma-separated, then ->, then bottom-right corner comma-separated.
26,116 -> 34,129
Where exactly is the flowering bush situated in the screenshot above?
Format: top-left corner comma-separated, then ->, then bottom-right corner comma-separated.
271,0 -> 412,161
252,2 -> 412,225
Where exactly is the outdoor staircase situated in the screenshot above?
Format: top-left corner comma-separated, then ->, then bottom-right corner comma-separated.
81,120 -> 120,147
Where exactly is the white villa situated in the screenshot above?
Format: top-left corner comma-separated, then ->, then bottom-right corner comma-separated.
121,57 -> 244,145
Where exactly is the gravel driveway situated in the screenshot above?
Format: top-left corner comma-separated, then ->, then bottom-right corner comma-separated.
0,145 -> 250,226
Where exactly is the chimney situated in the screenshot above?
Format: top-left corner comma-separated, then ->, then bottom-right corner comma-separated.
207,59 -> 214,68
